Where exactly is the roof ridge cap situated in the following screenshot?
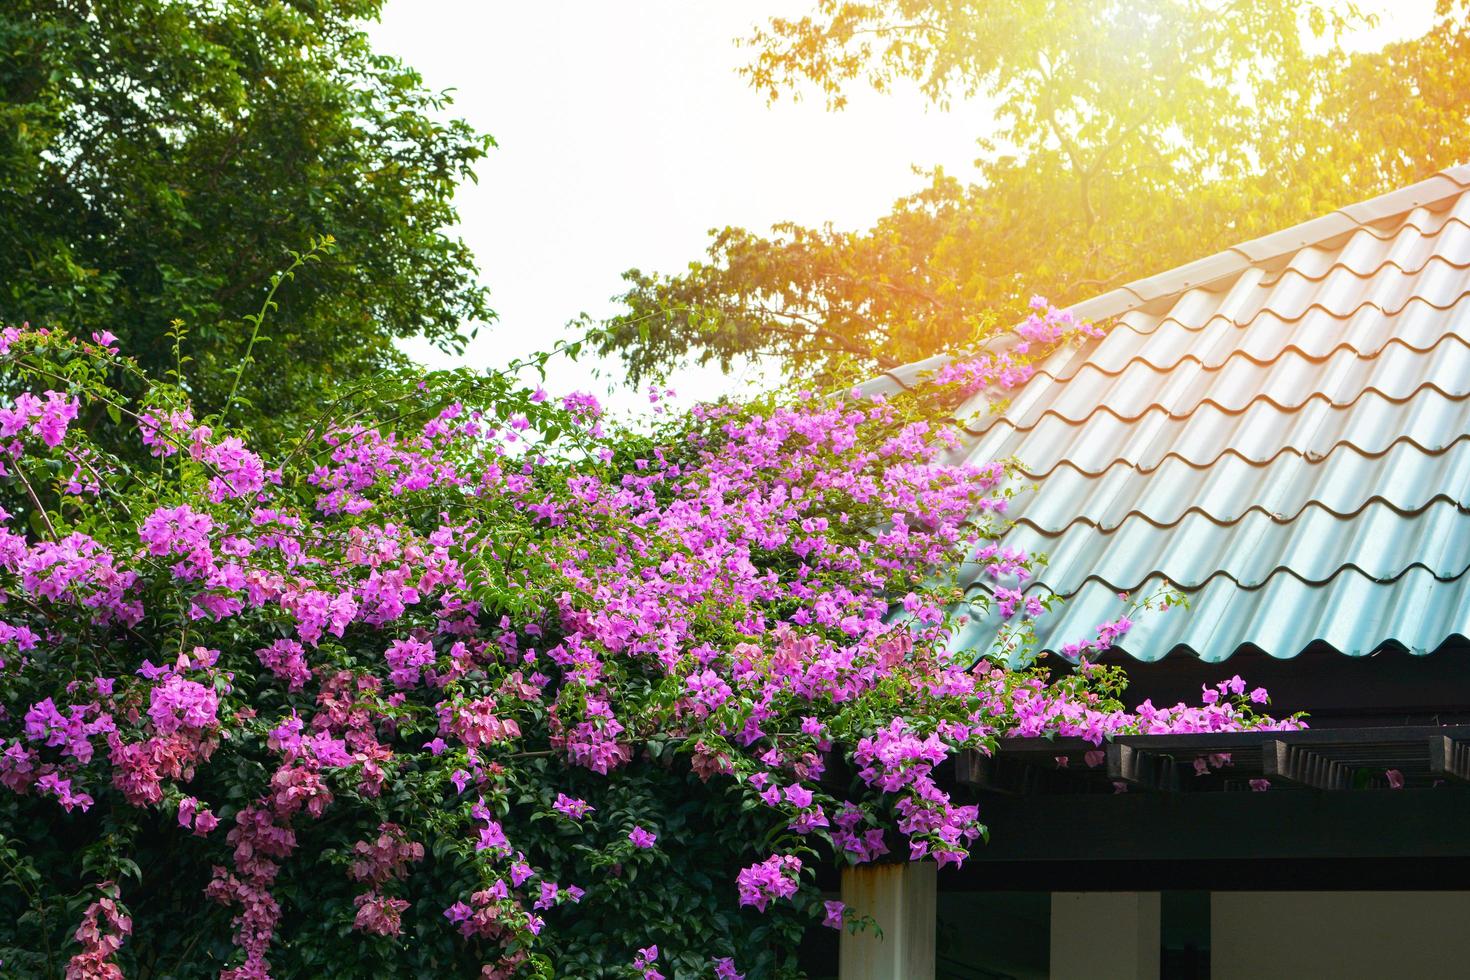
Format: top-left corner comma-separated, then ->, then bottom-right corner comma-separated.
1077,163 -> 1470,319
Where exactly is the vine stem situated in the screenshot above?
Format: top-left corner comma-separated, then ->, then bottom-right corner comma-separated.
220,235 -> 334,427
13,463 -> 56,540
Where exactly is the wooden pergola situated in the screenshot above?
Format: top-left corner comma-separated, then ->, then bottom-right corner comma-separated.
961,724 -> 1470,794
838,725 -> 1470,978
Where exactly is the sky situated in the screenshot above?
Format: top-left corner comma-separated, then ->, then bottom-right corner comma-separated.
368,1 -> 1437,411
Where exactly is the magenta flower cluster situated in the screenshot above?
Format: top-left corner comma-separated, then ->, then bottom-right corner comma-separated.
0,318 -> 1297,977
735,853 -> 803,912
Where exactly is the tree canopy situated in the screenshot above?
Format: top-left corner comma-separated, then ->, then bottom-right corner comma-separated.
595,0 -> 1470,384
0,0 -> 493,436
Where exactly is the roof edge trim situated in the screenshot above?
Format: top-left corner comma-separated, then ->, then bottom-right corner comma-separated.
1114,165 -> 1470,313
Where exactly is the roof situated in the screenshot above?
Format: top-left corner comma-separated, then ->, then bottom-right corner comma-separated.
869,163 -> 1470,663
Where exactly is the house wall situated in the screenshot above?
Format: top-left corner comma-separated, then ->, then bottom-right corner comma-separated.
922,887 -> 1470,979
936,890 -> 1049,979
1050,892 -> 1159,979
1212,891 -> 1470,979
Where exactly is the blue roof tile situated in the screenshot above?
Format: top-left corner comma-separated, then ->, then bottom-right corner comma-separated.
881,164 -> 1470,662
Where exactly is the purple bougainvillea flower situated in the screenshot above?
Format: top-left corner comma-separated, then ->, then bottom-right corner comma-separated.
0,317 -> 1299,976
823,900 -> 845,929
553,793 -> 594,820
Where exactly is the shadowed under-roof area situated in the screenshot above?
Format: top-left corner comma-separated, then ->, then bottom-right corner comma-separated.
874,163 -> 1470,663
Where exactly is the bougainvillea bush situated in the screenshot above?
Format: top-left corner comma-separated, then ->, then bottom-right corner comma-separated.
0,308 -> 1297,978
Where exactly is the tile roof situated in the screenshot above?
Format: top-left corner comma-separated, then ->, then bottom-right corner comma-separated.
867,164 -> 1470,663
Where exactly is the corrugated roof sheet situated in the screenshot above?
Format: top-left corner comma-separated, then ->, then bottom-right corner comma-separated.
868,163 -> 1470,663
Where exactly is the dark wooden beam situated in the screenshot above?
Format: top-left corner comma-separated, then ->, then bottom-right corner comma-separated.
1107,742 -> 1181,792
963,786 -> 1470,864
952,748 -> 987,789
1428,736 -> 1470,782
1080,640 -> 1470,728
953,749 -> 999,792
993,724 -> 1470,759
954,749 -> 1037,795
939,857 -> 1470,893
1262,739 -> 1350,790
966,725 -> 1470,798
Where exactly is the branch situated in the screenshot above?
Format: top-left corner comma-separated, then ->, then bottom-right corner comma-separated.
749,304 -> 900,369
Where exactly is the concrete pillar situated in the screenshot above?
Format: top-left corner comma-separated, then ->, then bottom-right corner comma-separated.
839,862 -> 936,980
1050,892 -> 1160,980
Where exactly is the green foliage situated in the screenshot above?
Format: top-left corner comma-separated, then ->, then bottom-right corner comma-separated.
0,0 -> 493,438
0,313 -> 1289,978
596,0 -> 1470,384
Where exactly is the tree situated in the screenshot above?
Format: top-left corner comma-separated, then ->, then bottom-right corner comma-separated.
594,0 -> 1470,385
0,0 -> 493,437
